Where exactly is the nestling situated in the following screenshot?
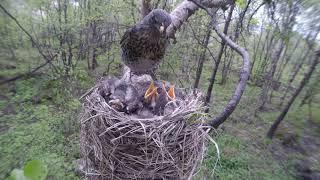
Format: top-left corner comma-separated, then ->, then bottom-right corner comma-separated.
109,83 -> 142,113
144,80 -> 176,115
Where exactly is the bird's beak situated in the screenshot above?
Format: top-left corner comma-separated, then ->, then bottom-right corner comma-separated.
159,23 -> 165,33
167,85 -> 176,101
144,81 -> 158,102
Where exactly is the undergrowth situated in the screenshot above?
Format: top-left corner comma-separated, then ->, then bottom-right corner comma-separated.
0,75 -> 84,179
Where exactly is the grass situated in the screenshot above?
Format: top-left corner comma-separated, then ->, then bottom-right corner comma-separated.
200,133 -> 293,180
0,77 -> 81,179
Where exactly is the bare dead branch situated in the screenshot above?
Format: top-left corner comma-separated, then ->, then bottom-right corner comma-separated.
178,0 -> 250,128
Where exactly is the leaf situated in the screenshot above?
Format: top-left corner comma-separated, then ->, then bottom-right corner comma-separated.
23,160 -> 48,180
236,0 -> 247,9
249,18 -> 259,25
9,169 -> 26,180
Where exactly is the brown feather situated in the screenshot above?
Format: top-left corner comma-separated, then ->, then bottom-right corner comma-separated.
120,9 -> 171,75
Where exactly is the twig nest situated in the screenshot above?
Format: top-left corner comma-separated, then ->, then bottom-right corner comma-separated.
80,76 -> 213,180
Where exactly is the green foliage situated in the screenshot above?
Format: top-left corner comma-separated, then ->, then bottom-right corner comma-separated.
236,0 -> 247,9
249,18 -> 259,25
10,160 -> 48,180
0,76 -> 81,179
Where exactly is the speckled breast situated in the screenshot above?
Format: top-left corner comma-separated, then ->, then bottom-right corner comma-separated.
121,36 -> 168,74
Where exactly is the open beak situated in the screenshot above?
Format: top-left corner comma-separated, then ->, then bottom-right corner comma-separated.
144,81 -> 158,102
167,85 -> 176,101
159,23 -> 165,33
162,82 -> 175,101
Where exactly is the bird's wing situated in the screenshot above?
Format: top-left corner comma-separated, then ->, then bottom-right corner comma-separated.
120,26 -> 144,59
121,25 -> 167,63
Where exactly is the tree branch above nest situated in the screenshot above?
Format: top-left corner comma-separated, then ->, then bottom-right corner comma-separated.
161,0 -> 250,129
166,0 -> 235,39
209,23 -> 250,128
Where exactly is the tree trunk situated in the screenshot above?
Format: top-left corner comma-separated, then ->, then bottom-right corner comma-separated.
249,27 -> 263,79
258,40 -> 285,110
90,21 -> 98,70
253,29 -> 273,83
267,50 -> 320,139
279,27 -> 319,106
220,0 -> 251,84
205,5 -> 234,107
220,50 -> 232,84
275,36 -> 302,81
193,25 -> 212,89
279,48 -> 311,106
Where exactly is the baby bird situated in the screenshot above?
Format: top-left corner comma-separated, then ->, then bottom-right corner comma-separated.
109,82 -> 142,113
100,76 -> 120,101
144,80 -> 176,115
144,80 -> 159,110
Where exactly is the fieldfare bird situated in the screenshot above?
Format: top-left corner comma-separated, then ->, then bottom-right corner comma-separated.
109,82 -> 142,113
120,9 -> 172,79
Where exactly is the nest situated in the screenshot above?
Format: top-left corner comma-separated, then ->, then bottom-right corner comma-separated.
80,76 -> 216,180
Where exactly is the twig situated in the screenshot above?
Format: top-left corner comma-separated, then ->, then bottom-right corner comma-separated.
165,61 -> 185,87
0,3 -> 59,76
246,2 -> 266,32
0,54 -> 57,85
188,22 -> 217,63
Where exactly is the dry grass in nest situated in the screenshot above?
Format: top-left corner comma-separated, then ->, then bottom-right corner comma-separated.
79,77 -> 218,180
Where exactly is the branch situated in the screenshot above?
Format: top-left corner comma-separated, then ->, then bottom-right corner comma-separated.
166,0 -> 235,38
208,24 -> 250,128
140,0 -> 152,20
188,0 -> 250,128
0,3 -> 58,73
246,1 -> 266,32
188,22 -> 217,63
0,54 -> 57,85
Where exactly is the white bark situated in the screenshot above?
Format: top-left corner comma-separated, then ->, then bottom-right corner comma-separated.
167,0 -> 234,38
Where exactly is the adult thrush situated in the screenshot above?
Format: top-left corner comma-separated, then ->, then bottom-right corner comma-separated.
120,9 -> 172,79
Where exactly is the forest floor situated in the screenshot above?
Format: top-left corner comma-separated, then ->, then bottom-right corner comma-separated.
0,63 -> 319,179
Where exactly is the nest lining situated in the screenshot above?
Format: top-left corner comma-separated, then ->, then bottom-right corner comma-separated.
80,77 -> 217,180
